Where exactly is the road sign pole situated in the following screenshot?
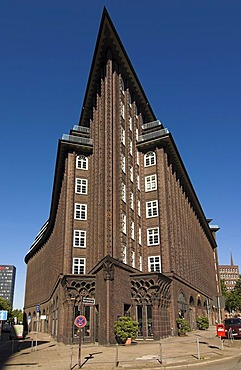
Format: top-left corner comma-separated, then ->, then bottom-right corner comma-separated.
78,298 -> 83,369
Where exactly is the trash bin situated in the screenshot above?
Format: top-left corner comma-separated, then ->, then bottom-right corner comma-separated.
216,323 -> 226,337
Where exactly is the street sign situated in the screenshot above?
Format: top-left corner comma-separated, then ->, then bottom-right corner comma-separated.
74,315 -> 87,328
82,297 -> 95,305
36,304 -> 40,313
0,310 -> 8,321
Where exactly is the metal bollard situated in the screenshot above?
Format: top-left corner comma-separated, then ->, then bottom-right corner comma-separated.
159,341 -> 163,364
115,343 -> 119,367
197,337 -> 200,360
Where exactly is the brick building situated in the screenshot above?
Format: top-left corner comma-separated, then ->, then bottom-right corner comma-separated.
219,254 -> 240,291
24,9 -> 221,344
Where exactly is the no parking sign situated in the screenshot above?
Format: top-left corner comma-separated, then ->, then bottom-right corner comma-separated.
74,315 -> 87,328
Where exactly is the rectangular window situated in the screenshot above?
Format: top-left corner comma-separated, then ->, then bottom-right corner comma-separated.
131,251 -> 135,268
72,258 -> 86,274
122,213 -> 127,234
146,200 -> 158,218
130,192 -> 134,209
122,183 -> 126,202
147,228 -> 159,246
139,227 -> 142,245
148,256 -> 161,273
73,230 -> 86,248
136,151 -> 139,166
129,116 -> 132,131
137,175 -> 140,190
75,178 -> 88,194
123,246 -> 127,264
130,166 -> 133,182
139,256 -> 143,271
122,154 -> 126,173
145,174 -> 157,192
121,127 -> 125,145
129,139 -> 133,155
131,221 -> 135,240
121,102 -> 125,119
138,200 -> 141,216
74,203 -> 87,220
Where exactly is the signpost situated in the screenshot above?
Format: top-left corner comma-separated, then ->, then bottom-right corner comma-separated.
0,310 -> 8,321
36,304 -> 40,350
74,315 -> 87,368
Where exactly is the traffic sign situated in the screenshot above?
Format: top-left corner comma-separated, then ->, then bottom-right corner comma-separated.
74,315 -> 87,328
36,304 -> 40,313
82,297 -> 95,305
0,310 -> 8,321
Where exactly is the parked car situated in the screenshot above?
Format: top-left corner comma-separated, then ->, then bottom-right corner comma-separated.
224,317 -> 241,338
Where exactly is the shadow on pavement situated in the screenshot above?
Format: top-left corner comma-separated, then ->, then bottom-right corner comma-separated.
0,338 -> 51,370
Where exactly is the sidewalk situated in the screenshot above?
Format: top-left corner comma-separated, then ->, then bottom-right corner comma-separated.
0,326 -> 241,369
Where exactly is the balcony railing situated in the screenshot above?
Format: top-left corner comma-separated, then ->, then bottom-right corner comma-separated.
62,134 -> 93,146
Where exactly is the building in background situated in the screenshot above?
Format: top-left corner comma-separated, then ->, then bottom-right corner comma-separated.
24,8 -> 220,344
0,265 -> 16,307
219,254 -> 240,291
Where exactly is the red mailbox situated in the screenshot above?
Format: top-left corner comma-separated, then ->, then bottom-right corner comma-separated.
216,323 -> 226,337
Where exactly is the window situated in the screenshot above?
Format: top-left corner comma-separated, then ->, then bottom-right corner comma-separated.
122,183 -> 126,202
136,128 -> 139,141
128,92 -> 132,105
144,152 -> 156,167
129,116 -> 132,131
121,102 -> 125,119
148,256 -> 161,272
130,166 -> 133,182
136,151 -> 139,166
139,227 -> 142,245
131,251 -> 135,267
130,192 -> 134,209
146,200 -> 158,218
139,256 -> 143,271
122,213 -> 127,234
131,221 -> 135,240
74,203 -> 87,220
121,127 -> 125,145
72,258 -> 86,274
123,246 -> 127,264
75,178 -> 88,194
138,200 -> 141,216
73,230 -> 86,248
147,228 -> 159,246
145,175 -> 157,192
122,154 -> 126,173
129,139 -> 133,155
137,175 -> 140,190
76,155 -> 88,170
121,77 -> 125,93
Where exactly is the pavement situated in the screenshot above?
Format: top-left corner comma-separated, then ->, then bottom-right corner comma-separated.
0,326 -> 241,370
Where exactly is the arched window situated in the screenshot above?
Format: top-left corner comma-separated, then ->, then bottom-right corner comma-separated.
144,151 -> 156,167
121,77 -> 125,93
76,155 -> 88,170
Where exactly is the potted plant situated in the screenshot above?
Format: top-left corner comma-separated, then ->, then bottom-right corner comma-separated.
114,316 -> 138,344
176,318 -> 190,336
196,316 -> 209,330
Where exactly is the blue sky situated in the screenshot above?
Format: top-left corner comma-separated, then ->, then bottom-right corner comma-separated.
1,0 -> 241,309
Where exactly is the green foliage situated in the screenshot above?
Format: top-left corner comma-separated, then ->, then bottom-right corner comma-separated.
0,297 -> 11,312
114,316 -> 138,344
176,318 -> 190,334
0,298 -> 23,323
223,276 -> 241,313
9,309 -> 23,323
196,316 -> 209,330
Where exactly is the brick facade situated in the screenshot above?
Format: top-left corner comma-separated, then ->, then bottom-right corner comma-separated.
24,9 -> 220,344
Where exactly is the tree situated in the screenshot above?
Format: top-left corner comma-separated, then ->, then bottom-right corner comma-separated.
0,298 -> 11,312
10,309 -> 23,323
223,276 -> 241,313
